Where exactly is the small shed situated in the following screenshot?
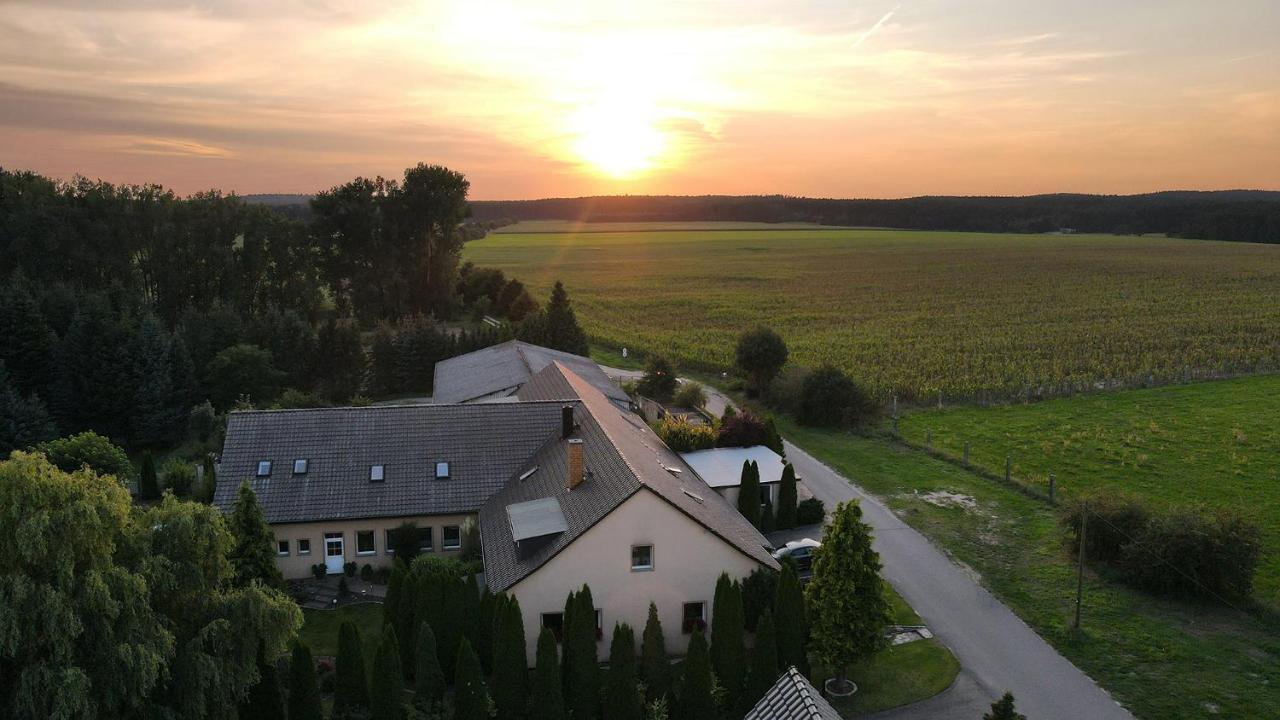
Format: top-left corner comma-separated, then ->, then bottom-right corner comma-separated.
680,445 -> 795,509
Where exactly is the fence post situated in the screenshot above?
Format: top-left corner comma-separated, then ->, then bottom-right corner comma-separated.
892,394 -> 898,419
937,391 -> 943,410
925,429 -> 932,450
1048,473 -> 1056,503
1074,500 -> 1087,632
892,416 -> 899,434
1004,455 -> 1011,483
963,441 -> 970,466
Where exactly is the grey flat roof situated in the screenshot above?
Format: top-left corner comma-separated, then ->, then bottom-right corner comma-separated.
680,445 -> 791,488
507,497 -> 569,542
432,340 -> 629,406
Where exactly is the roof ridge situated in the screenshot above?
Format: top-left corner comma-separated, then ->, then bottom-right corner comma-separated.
227,398 -> 580,416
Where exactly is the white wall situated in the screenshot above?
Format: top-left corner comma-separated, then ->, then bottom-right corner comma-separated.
507,488 -> 765,665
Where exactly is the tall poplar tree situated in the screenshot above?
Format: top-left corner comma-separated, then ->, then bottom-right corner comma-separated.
776,463 -> 798,529
678,631 -> 714,720
493,597 -> 529,720
334,621 -> 370,714
744,611 -> 779,712
774,562 -> 809,676
639,602 -> 669,703
453,638 -> 491,720
530,628 -> 565,720
370,625 -> 404,720
736,461 -> 761,528
710,573 -> 746,706
604,623 -> 642,720
287,643 -> 323,720
414,622 -> 446,709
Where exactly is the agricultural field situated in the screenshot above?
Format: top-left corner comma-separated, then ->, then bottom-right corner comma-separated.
897,374 -> 1280,602
493,220 -> 853,233
463,224 -> 1280,403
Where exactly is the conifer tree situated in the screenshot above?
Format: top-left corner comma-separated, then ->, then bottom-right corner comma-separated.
462,573 -> 482,663
677,631 -> 714,720
454,638 -> 491,720
531,628 -> 565,720
395,568 -> 418,683
639,602 -> 669,703
983,692 -> 1026,720
370,625 -> 404,720
493,597 -> 529,720
565,585 -> 600,720
139,450 -> 160,500
736,461 -> 761,528
200,454 -> 217,504
239,657 -> 285,720
776,463 -> 798,530
774,562 -> 809,676
560,588 -> 576,689
414,622 -> 446,709
334,621 -> 370,714
227,481 -> 284,588
287,642 -> 323,720
438,574 -> 465,681
710,573 -> 746,706
0,362 -> 57,454
761,497 -> 776,533
744,611 -> 779,712
604,623 -> 642,720
478,586 -> 497,673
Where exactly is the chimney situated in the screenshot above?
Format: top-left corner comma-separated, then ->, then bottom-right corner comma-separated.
561,405 -> 574,440
567,438 -> 584,490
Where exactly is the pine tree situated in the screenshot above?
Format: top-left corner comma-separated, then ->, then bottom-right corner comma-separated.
710,573 -> 746,707
370,625 -> 404,720
677,631 -> 714,720
130,314 -> 181,447
239,658 -> 285,720
199,455 -> 217,504
542,281 -> 589,356
804,500 -> 890,693
983,692 -> 1026,720
774,562 -> 809,676
761,497 -> 776,533
565,585 -> 600,720
604,623 -> 642,720
334,621 -> 370,714
139,450 -> 160,501
493,597 -> 529,720
477,586 -> 497,673
0,279 -> 57,398
414,622 -> 446,708
227,481 -> 284,588
287,642 -> 323,720
776,463 -> 798,530
744,611 -> 779,712
453,638 -> 491,720
639,602 -> 669,703
736,461 -> 761,528
0,362 -> 57,455
560,589 -> 576,690
531,628 -> 565,720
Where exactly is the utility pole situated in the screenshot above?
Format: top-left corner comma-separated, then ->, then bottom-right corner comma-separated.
1074,500 -> 1087,632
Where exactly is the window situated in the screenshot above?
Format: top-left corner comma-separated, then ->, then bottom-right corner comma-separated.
542,612 -> 564,642
384,530 -> 395,555
298,538 -> 311,555
356,530 -> 376,555
435,461 -> 450,479
594,609 -> 603,639
420,527 -> 434,553
276,539 -> 289,556
257,461 -> 272,477
682,602 -> 706,634
759,484 -> 772,507
370,465 -> 384,482
442,525 -> 461,550
631,544 -> 653,571
293,459 -> 308,475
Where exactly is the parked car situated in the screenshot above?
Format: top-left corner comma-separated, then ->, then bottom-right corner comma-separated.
772,538 -> 821,575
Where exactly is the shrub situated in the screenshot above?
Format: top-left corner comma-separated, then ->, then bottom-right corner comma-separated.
311,563 -> 326,580
797,365 -> 878,427
796,497 -> 826,526
735,327 -> 789,395
360,564 -> 374,582
764,364 -> 810,415
272,388 -> 333,409
160,458 -> 195,496
1060,491 -> 1149,564
671,382 -> 707,410
376,566 -> 392,584
188,400 -> 219,442
344,561 -> 357,577
36,431 -> 133,481
716,409 -> 772,448
653,417 -> 717,453
637,355 -> 678,401
1119,507 -> 1261,599
741,567 -> 778,632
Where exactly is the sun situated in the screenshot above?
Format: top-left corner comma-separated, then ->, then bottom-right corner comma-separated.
569,98 -> 667,179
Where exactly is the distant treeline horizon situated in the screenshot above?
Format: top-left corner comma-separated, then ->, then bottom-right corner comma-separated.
249,190 -> 1280,244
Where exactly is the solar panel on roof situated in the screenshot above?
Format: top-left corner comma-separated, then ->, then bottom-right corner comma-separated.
507,497 -> 569,542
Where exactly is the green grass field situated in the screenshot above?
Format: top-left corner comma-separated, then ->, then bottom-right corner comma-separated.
777,417 -> 1280,720
897,375 -> 1280,602
464,225 -> 1280,403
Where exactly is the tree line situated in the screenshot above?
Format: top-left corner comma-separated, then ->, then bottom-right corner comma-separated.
467,191 -> 1280,244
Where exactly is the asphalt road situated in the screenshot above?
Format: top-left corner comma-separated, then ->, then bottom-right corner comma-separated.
605,369 -> 1135,719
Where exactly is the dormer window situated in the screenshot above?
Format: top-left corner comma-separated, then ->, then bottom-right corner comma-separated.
435,462 -> 450,479
293,459 -> 308,475
370,465 -> 385,482
256,461 -> 272,477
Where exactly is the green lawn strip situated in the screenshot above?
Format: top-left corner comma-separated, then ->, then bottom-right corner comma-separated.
778,417 -> 1280,720
589,343 -> 646,372
884,584 -> 922,626
300,603 -> 383,669
896,374 -> 1280,602
811,639 -> 960,717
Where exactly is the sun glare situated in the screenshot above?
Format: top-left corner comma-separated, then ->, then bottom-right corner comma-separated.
569,98 -> 667,178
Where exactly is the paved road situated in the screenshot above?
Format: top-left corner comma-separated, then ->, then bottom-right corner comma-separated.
785,440 -> 1135,720
604,367 -> 1134,719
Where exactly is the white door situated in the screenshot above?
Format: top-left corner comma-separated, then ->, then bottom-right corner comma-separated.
324,533 -> 344,575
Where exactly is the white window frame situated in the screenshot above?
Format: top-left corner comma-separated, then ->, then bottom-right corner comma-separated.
384,529 -> 395,555
298,538 -> 311,555
293,459 -> 308,475
442,525 -> 461,550
356,530 -> 376,556
257,461 -> 272,477
370,465 -> 385,482
421,526 -> 435,552
631,544 -> 654,571
276,539 -> 289,556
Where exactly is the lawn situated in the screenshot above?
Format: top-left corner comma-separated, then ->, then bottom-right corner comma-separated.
779,418 -> 1280,720
897,374 -> 1280,602
464,225 -> 1280,403
299,603 -> 383,667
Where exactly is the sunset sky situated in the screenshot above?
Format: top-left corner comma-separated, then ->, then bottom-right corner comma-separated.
1,0 -> 1277,199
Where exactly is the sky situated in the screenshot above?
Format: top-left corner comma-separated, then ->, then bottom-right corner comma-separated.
1,0 -> 1277,199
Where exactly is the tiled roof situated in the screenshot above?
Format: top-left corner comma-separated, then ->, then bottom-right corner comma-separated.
744,667 -> 842,720
480,363 -> 778,592
213,403 -> 564,524
432,340 -> 629,406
